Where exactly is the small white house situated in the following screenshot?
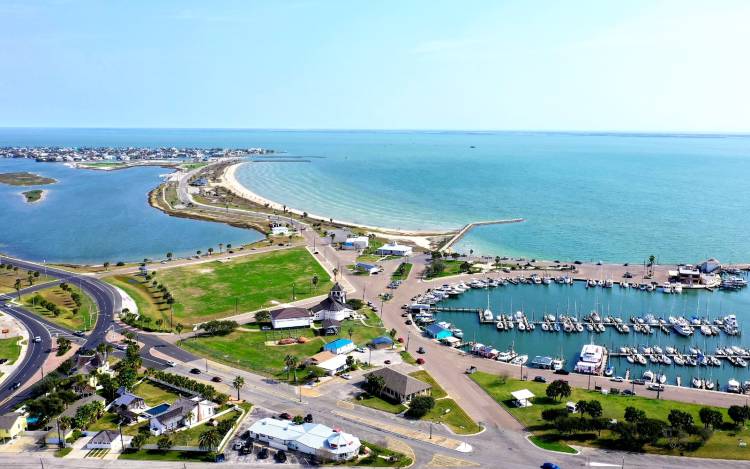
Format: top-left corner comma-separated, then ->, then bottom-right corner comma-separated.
86,430 -> 124,451
354,262 -> 381,275
271,225 -> 290,236
316,354 -> 350,375
342,236 -> 369,250
149,397 -> 218,436
376,242 -> 413,257
270,307 -> 313,329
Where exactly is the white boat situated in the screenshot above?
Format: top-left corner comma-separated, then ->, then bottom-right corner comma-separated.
692,377 -> 704,389
541,322 -> 549,331
672,284 -> 683,293
575,323 -> 584,332
728,379 -> 741,393
451,329 -> 464,338
496,350 -> 517,362
636,354 -> 647,365
626,355 -> 635,364
511,354 -> 528,366
482,309 -> 494,321
661,282 -> 672,293
552,358 -> 564,371
656,373 -> 667,384
643,370 -> 655,382
704,380 -> 715,390
604,366 -> 614,377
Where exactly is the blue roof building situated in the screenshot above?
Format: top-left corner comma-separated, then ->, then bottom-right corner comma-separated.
323,338 -> 355,355
370,336 -> 394,349
425,324 -> 452,340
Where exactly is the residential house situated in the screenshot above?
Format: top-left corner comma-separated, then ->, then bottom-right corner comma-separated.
73,352 -> 113,387
45,395 -> 105,445
316,354 -> 350,376
149,396 -> 218,435
249,418 -> 361,461
323,338 -> 355,355
326,229 -> 354,244
0,413 -> 26,441
113,390 -> 147,413
369,336 -> 393,349
306,351 -> 337,367
375,243 -> 413,257
86,430 -> 124,451
364,368 -> 431,403
270,307 -> 312,329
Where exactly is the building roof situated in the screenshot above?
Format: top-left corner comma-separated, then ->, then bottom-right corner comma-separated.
511,389 -> 535,401
271,307 -> 311,321
308,351 -> 336,364
371,336 -> 393,345
324,338 -> 353,351
113,392 -> 144,408
331,282 -> 344,292
249,418 -> 360,455
317,354 -> 349,372
425,324 -> 450,336
152,396 -> 203,426
321,319 -> 341,329
365,367 -> 431,397
90,430 -> 121,445
311,297 -> 350,313
0,413 -> 23,430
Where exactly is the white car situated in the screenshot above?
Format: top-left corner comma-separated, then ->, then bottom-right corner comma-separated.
647,383 -> 665,391
340,373 -> 352,380
166,361 -> 176,367
33,336 -> 41,343
612,376 -> 624,382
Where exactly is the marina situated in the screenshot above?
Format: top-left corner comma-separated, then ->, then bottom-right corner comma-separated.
409,272 -> 750,391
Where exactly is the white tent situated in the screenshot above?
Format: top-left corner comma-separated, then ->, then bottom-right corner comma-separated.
511,389 -> 535,407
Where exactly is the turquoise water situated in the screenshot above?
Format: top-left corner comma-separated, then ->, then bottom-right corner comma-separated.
232,131 -> 750,263
436,281 -> 750,387
0,158 -> 261,264
2,128 -> 749,263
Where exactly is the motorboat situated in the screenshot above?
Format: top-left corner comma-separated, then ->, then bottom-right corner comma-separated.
511,354 -> 528,366
704,380 -> 715,390
643,370 -> 655,382
604,366 -> 614,377
661,282 -> 672,293
692,377 -> 703,389
496,350 -> 517,362
656,373 -> 667,385
551,358 -> 564,371
728,379 -> 741,393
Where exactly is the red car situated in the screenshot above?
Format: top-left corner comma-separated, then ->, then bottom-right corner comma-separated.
416,358 -> 426,365
397,337 -> 405,343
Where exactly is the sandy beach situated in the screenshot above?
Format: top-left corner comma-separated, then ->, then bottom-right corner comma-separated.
220,162 -> 455,249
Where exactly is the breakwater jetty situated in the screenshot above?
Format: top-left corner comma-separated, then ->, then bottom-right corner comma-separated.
440,218 -> 525,252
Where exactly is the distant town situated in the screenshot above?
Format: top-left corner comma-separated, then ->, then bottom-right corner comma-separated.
0,146 -> 274,163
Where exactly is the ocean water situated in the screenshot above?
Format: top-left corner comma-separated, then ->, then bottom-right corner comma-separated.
1,128 -> 749,263
436,281 -> 750,387
0,158 -> 261,264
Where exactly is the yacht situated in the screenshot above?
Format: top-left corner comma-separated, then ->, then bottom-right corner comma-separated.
496,349 -> 517,362
604,365 -> 614,377
656,373 -> 667,384
551,358 -> 564,371
482,309 -> 494,321
672,318 -> 693,336
511,354 -> 528,366
661,282 -> 672,293
704,380 -> 716,390
672,284 -> 683,293
692,377 -> 704,389
728,379 -> 741,393
451,328 -> 464,339
643,370 -> 655,382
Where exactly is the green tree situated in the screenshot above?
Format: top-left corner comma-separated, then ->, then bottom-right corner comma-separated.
668,409 -> 694,433
624,406 -> 647,424
130,433 -> 146,450
699,407 -> 723,429
57,416 -> 73,448
546,380 -> 572,402
728,405 -> 749,428
405,395 -> 435,419
198,429 -> 220,452
586,400 -> 603,419
576,400 -> 589,419
255,310 -> 271,323
365,373 -> 386,396
312,275 -> 319,291
156,435 -> 173,450
232,375 -> 245,400
175,323 -> 184,338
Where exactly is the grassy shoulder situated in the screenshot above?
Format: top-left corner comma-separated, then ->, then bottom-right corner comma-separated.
391,263 -> 412,281
155,247 -> 332,325
358,440 -> 413,467
105,275 -> 171,331
25,284 -> 97,331
471,371 -> 750,459
0,266 -> 53,294
355,394 -> 407,414
119,449 -> 214,462
408,370 -> 480,435
0,337 -> 21,365
182,309 -> 385,379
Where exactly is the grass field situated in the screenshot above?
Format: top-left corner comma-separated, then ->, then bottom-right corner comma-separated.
391,263 -> 412,281
471,371 -> 750,459
355,394 -> 407,414
409,370 -> 447,399
156,247 -> 332,324
25,284 -> 97,331
0,171 -> 56,186
134,380 -> 182,406
0,337 -> 21,365
408,370 -> 480,434
119,450 -> 213,462
425,260 -> 475,279
400,351 -> 417,365
0,268 -> 53,294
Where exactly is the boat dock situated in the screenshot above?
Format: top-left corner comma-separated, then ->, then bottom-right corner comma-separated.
440,218 -> 525,253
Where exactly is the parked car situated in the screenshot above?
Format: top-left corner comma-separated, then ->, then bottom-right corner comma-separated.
356,347 -> 366,353
647,383 -> 665,392
384,360 -> 391,365
553,369 -> 569,375
417,347 -> 426,354
166,360 -> 176,367
340,373 -> 352,380
278,412 -> 292,420
233,440 -> 244,450
416,358 -> 426,365
212,376 -> 222,383
612,376 -> 624,382
622,389 -> 636,396
533,376 -> 547,383
632,378 -> 646,385
405,319 -> 413,325
257,448 -> 269,459
190,368 -> 201,374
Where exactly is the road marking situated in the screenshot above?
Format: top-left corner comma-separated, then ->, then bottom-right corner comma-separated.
426,453 -> 480,467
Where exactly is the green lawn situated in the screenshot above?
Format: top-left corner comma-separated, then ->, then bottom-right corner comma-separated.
358,441 -> 413,467
424,398 -> 481,435
355,394 -> 407,414
156,247 -> 332,324
391,263 -> 413,281
181,328 -> 325,378
529,434 -> 578,453
0,337 -> 21,365
425,260 -> 469,279
409,370 -> 447,399
471,371 -> 750,459
25,284 -> 96,331
133,380 -> 182,406
400,351 -> 417,365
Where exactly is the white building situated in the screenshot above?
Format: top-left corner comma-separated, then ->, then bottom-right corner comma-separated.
310,284 -> 353,322
149,396 -> 218,436
271,307 -> 313,329
86,430 -> 124,451
249,418 -> 361,462
316,354 -> 350,375
376,242 -> 413,257
511,389 -> 535,408
342,236 -> 369,250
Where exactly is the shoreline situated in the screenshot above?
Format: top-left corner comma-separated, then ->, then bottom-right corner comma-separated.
221,162 -> 455,249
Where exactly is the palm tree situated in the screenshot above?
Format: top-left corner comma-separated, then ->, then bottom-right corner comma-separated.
13,278 -> 21,300
166,252 -> 173,261
329,233 -> 335,245
196,250 -> 202,256
198,429 -> 221,452
103,261 -> 110,271
208,247 -> 214,255
226,243 -> 232,251
284,354 -> 295,381
175,323 -> 184,340
57,416 -> 72,448
290,356 -> 299,383
648,254 -> 656,276
232,376 -> 245,400
332,268 -> 339,279
312,275 -> 319,292
347,327 -> 354,340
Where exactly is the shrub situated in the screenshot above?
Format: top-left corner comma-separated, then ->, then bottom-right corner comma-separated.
405,395 -> 435,419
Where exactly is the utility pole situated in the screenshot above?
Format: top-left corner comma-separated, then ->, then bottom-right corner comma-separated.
406,331 -> 411,352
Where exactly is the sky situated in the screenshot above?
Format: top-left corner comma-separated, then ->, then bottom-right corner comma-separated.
1,0 -> 750,132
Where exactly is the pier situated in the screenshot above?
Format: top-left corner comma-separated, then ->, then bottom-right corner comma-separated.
440,218 -> 525,253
